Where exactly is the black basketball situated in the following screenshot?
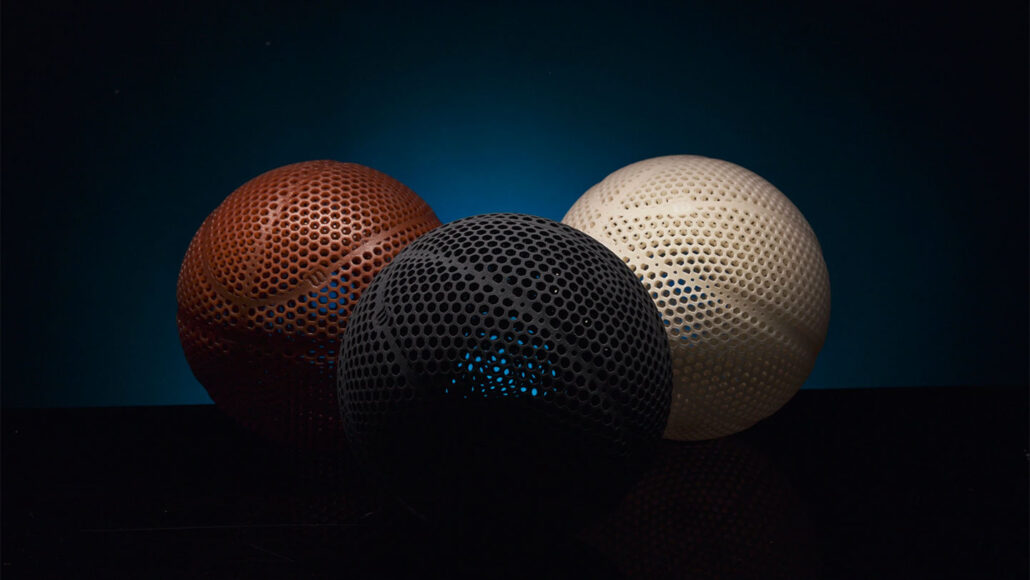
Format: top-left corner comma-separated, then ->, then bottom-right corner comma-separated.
337,213 -> 673,534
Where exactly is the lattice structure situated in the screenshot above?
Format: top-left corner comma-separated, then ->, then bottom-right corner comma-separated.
563,155 -> 830,439
177,160 -> 440,449
337,213 -> 672,528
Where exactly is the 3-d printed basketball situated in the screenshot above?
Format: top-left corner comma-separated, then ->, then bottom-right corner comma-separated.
337,213 -> 673,528
563,155 -> 830,440
177,160 -> 440,449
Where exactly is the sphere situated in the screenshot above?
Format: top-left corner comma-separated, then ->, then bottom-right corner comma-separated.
337,213 -> 673,530
562,155 -> 830,440
177,160 -> 441,449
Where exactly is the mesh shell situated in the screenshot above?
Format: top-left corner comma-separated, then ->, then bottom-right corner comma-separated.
563,155 -> 830,440
337,213 -> 673,519
177,160 -> 440,449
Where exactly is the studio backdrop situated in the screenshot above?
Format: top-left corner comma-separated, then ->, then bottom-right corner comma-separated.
2,0 -> 1026,407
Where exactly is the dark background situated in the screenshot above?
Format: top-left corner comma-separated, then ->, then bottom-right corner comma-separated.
2,0 -> 1027,407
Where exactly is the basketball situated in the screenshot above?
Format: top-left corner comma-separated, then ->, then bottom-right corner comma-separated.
177,160 -> 440,449
337,213 -> 673,533
563,155 -> 831,440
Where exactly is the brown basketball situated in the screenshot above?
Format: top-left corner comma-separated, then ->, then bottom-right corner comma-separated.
177,160 -> 440,450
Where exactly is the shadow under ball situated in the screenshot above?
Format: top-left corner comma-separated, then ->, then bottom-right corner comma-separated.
563,155 -> 831,440
337,213 -> 673,536
177,160 -> 441,450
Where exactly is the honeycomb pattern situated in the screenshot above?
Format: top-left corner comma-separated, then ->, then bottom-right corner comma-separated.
563,155 -> 831,440
579,439 -> 818,579
337,213 -> 673,525
177,160 -> 441,449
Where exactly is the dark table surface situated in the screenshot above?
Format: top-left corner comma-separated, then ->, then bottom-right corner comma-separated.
3,387 -> 1027,579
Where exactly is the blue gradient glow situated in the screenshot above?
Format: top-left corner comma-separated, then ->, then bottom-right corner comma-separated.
2,1 -> 1025,407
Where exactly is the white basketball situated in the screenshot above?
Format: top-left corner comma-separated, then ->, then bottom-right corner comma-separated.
563,155 -> 830,440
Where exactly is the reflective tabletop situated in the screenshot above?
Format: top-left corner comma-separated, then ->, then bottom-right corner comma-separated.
3,387 -> 1026,579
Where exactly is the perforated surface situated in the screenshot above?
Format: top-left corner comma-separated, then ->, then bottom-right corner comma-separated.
337,213 -> 673,522
563,155 -> 830,440
177,160 -> 440,449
